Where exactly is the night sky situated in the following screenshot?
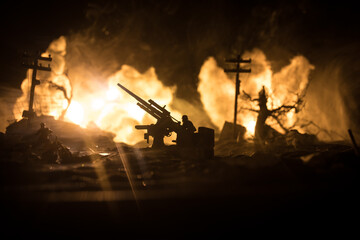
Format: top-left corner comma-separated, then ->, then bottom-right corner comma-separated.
0,0 -> 358,86
0,0 -> 88,88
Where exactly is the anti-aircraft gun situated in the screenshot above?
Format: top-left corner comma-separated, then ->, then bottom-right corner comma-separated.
117,83 -> 181,148
117,83 -> 215,158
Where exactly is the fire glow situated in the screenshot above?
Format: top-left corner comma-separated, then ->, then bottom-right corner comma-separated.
13,37 -> 314,144
14,37 -> 180,144
198,49 -> 314,138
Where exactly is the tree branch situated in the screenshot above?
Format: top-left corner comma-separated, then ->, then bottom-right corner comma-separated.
270,115 -> 289,133
240,107 -> 259,113
241,90 -> 258,102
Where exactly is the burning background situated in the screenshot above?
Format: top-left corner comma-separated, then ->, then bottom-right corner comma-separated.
1,0 -> 359,144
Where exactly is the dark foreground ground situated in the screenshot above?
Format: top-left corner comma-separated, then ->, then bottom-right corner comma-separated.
1,135 -> 359,238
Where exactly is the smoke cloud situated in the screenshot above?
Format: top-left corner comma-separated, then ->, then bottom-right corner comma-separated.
1,1 -> 359,144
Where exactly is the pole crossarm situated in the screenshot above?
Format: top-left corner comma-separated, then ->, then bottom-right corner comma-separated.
21,51 -> 52,121
22,64 -> 51,72
224,69 -> 251,73
224,54 -> 251,140
225,58 -> 251,63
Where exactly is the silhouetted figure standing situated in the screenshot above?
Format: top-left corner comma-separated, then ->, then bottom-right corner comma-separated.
177,115 -> 196,147
182,115 -> 196,133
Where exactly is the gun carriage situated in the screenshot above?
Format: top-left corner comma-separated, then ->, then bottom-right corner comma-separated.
117,83 -> 214,158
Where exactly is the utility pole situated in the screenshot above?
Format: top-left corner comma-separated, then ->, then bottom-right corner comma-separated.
22,51 -> 52,123
224,55 -> 251,140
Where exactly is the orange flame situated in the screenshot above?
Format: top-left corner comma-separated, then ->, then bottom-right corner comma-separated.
13,37 -> 180,145
13,37 -> 314,144
198,49 -> 314,138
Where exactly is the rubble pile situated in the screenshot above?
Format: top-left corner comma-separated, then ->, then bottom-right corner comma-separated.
3,115 -> 116,162
1,119 -> 359,237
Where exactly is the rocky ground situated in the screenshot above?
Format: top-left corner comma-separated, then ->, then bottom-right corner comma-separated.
1,119 -> 359,238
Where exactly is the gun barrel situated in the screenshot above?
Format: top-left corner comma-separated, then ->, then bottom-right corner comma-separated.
148,99 -> 180,123
118,83 -> 164,118
135,125 -> 151,130
148,99 -> 169,114
137,103 -> 161,120
117,82 -> 180,123
117,83 -> 147,105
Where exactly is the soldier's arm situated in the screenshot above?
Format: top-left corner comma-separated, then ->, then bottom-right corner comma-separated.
190,122 -> 196,132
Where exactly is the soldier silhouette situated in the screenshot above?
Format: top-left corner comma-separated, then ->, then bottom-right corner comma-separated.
181,115 -> 196,133
177,115 -> 196,147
